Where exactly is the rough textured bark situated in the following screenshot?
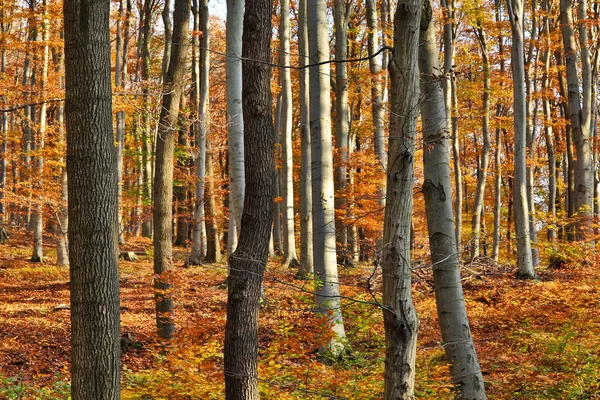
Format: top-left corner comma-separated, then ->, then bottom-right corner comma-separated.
419,3 -> 487,397
63,0 -> 121,397
223,0 -> 274,396
226,0 -> 245,245
470,26 -> 491,260
152,0 -> 190,339
308,0 -> 346,356
280,0 -> 299,268
381,1 -> 421,397
507,0 -> 536,278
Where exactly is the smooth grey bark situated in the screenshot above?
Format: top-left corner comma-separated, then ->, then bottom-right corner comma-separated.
223,1 -> 274,396
189,0 -> 209,266
298,0 -> 313,277
381,1 -> 421,397
440,0 -> 462,251
140,0 -> 154,237
30,1 -> 50,263
54,46 -> 69,266
470,25 -> 491,260
541,0 -> 557,243
367,0 -> 386,172
153,0 -> 190,339
560,0 -> 593,239
507,0 -> 536,278
272,93 -> 283,256
419,3 -> 486,397
334,0 -> 353,263
64,0 -> 121,397
115,0 -> 126,244
226,0 -> 245,244
280,0 -> 299,268
308,0 -> 346,356
162,0 -> 173,77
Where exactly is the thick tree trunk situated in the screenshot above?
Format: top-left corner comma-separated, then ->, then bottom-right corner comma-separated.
152,0 -> 190,339
419,3 -> 487,397
280,0 -> 299,268
63,0 -> 121,397
308,0 -> 346,356
381,1 -> 421,397
227,0 -> 245,244
223,0 -> 274,396
298,0 -> 313,277
508,0 -> 536,278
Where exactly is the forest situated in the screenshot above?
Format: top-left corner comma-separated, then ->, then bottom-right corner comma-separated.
0,0 -> 599,398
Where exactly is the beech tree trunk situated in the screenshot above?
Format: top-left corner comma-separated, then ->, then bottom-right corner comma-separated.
308,0 -> 346,356
30,0 -> 50,263
152,0 -> 190,339
63,0 -> 121,396
189,0 -> 209,266
507,0 -> 536,278
280,0 -> 299,268
470,26 -> 491,260
115,0 -> 126,245
334,0 -> 350,263
223,0 -> 274,396
298,0 -> 313,277
226,0 -> 245,244
419,3 -> 487,397
381,0 -> 421,396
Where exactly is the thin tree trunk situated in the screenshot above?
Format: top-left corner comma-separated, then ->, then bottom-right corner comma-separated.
441,0 -> 462,251
226,0 -> 245,246
280,0 -> 299,268
419,3 -> 487,396
298,0 -> 313,277
492,123 -> 502,261
205,139 -> 222,264
152,0 -> 190,339
30,0 -> 49,263
507,0 -> 536,278
272,93 -> 283,256
64,0 -> 121,395
471,26 -> 491,260
223,0 -> 274,396
189,0 -> 209,265
115,0 -> 126,244
381,1 -> 421,397
334,0 -> 351,264
308,0 -> 346,356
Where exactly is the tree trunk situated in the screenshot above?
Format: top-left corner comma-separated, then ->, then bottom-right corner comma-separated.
560,0 -> 593,239
381,1 -> 421,397
507,0 -> 536,278
280,0 -> 299,268
334,0 -> 351,264
308,0 -> 346,356
205,139 -> 222,263
471,26 -> 491,260
63,0 -> 121,396
189,0 -> 209,266
115,0 -> 126,245
419,3 -> 487,397
31,0 -> 50,263
223,0 -> 274,396
226,0 -> 245,246
152,0 -> 190,339
298,0 -> 313,277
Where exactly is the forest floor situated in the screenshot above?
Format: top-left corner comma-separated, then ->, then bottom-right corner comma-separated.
1,232 -> 600,399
